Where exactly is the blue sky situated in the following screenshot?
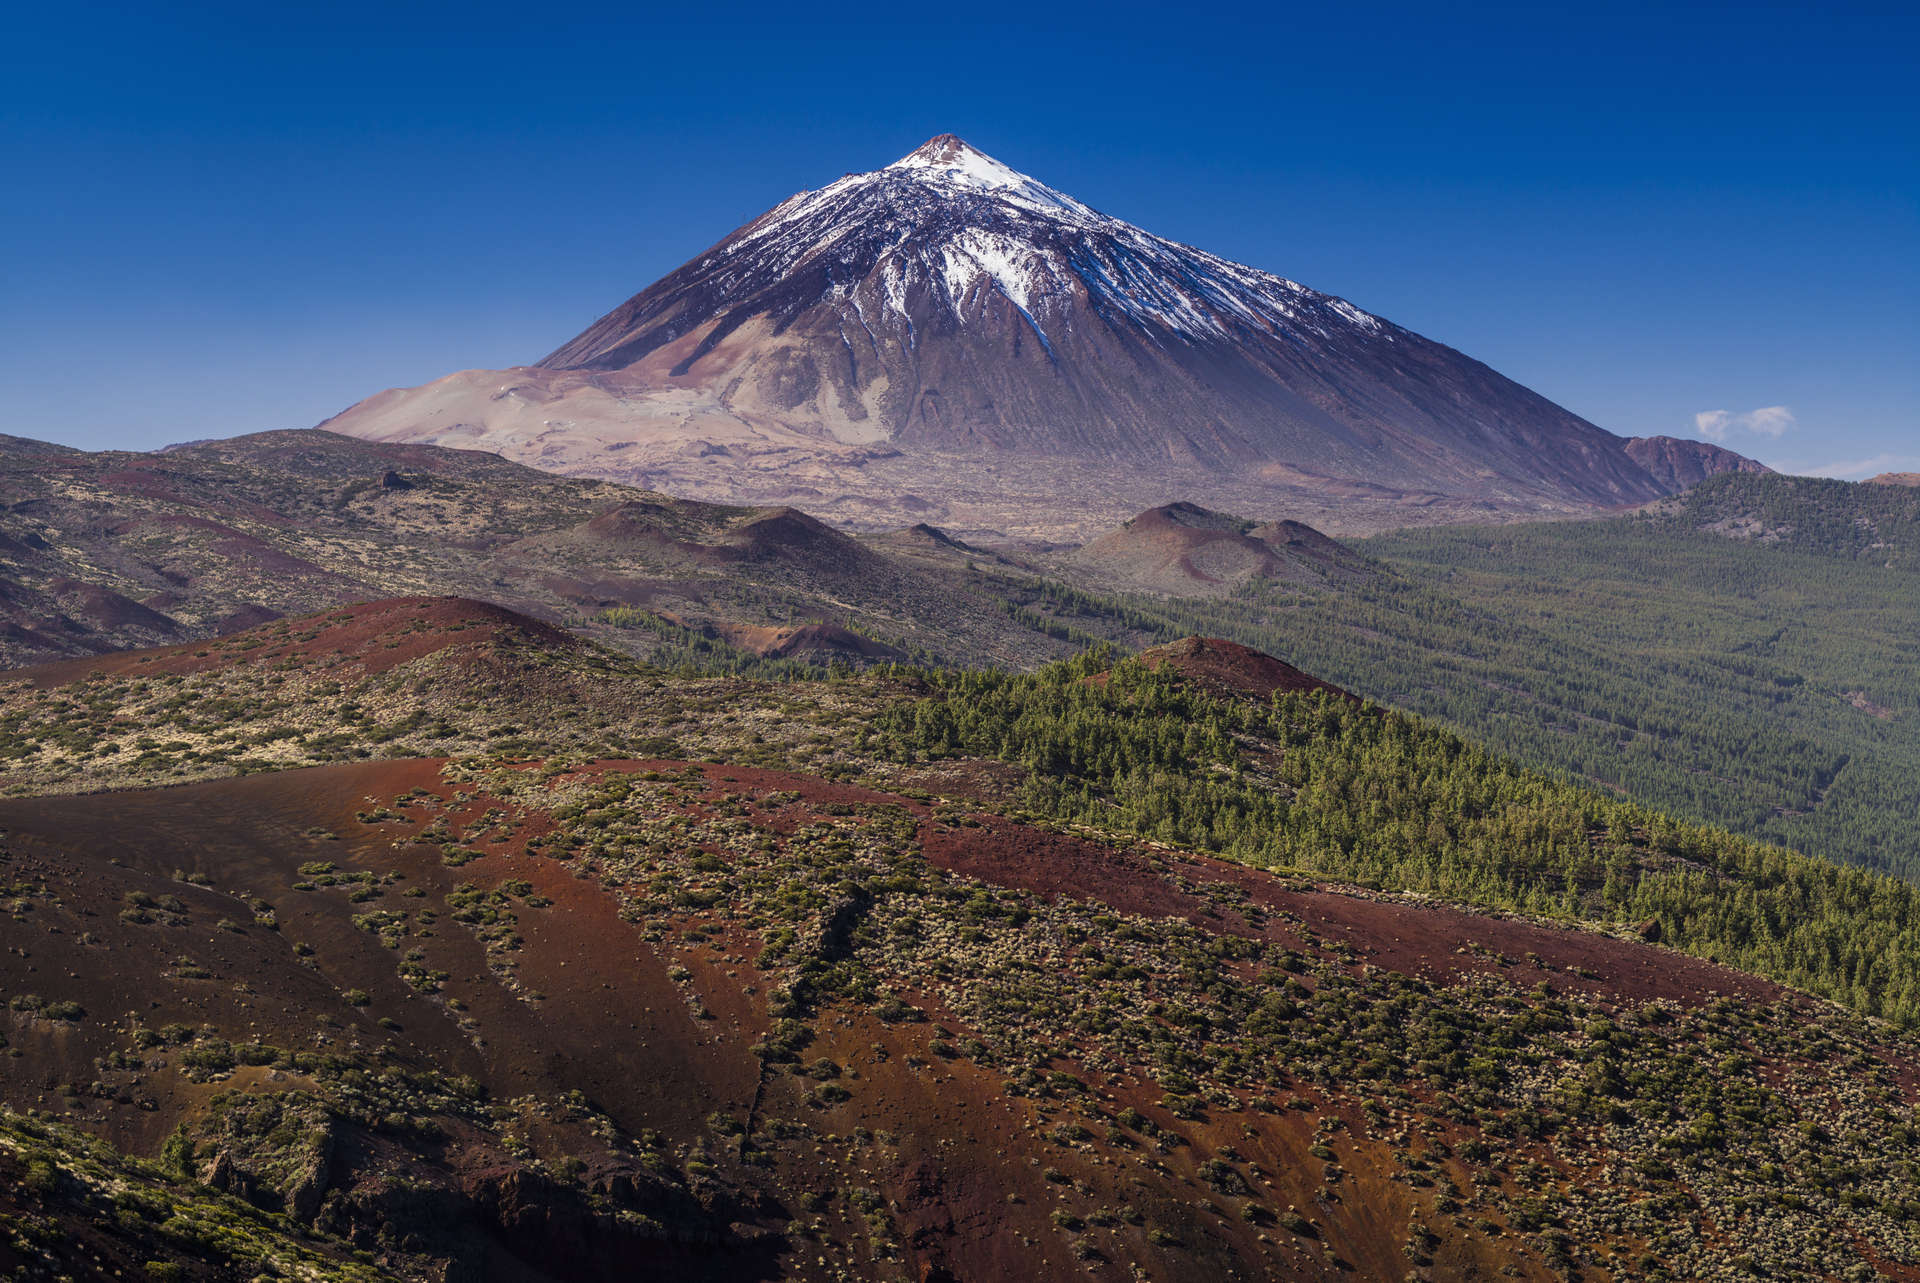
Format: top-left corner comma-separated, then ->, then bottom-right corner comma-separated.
2,0 -> 1914,476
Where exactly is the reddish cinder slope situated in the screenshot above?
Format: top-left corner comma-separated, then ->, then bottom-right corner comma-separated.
0,760 -> 790,1281
0,749 -> 1834,1283
10,596 -> 584,689
1135,635 -> 1355,703
920,812 -> 1773,1007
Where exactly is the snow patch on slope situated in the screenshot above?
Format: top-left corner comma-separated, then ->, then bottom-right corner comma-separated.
563,134 -> 1395,365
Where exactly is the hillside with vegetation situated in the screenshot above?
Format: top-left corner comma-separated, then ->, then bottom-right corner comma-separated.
1039,477 -> 1920,881
1649,470 -> 1920,564
5,603 -> 1920,1280
8,429 -> 1911,891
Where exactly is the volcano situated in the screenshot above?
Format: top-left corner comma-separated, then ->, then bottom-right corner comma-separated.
324,135 -> 1728,537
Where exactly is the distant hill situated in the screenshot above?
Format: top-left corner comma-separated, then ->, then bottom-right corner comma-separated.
1623,434 -> 1771,490
12,596 -> 586,689
1063,502 -> 1373,596
1135,634 -> 1354,702
1646,471 -> 1920,564
1036,491 -> 1920,881
7,429 -> 1913,887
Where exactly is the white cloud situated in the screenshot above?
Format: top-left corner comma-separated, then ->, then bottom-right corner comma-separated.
1693,405 -> 1795,442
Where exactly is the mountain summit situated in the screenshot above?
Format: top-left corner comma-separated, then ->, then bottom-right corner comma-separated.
324,136 -> 1720,536
881,132 -> 1087,209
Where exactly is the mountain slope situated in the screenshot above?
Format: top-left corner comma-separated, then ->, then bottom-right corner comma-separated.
324,136 -> 1686,538
0,428 -> 1151,671
1646,470 -> 1920,563
11,610 -> 1920,1279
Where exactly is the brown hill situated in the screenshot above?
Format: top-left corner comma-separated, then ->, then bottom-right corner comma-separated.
1868,472 -> 1920,487
551,501 -> 877,575
1623,435 -> 1771,490
1136,636 -> 1354,703
0,594 -> 907,801
10,596 -> 585,690
1065,502 -> 1371,596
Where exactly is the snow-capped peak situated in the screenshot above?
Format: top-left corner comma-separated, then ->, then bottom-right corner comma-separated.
884,134 -> 1088,217
557,134 -> 1391,371
888,134 -> 1029,188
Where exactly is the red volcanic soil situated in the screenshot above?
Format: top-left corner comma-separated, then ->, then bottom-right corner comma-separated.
8,595 -> 583,688
0,758 -> 735,1142
0,759 -> 796,1280
921,813 -> 1777,1009
578,500 -> 692,549
45,578 -> 181,634
1135,635 -> 1355,703
0,752 -> 1806,1282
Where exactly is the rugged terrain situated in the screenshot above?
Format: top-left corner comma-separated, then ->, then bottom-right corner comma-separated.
1647,470 -> 1920,564
320,136 -> 1751,540
7,601 -> 1920,1280
0,429 -> 1147,672
6,427 -> 1915,885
